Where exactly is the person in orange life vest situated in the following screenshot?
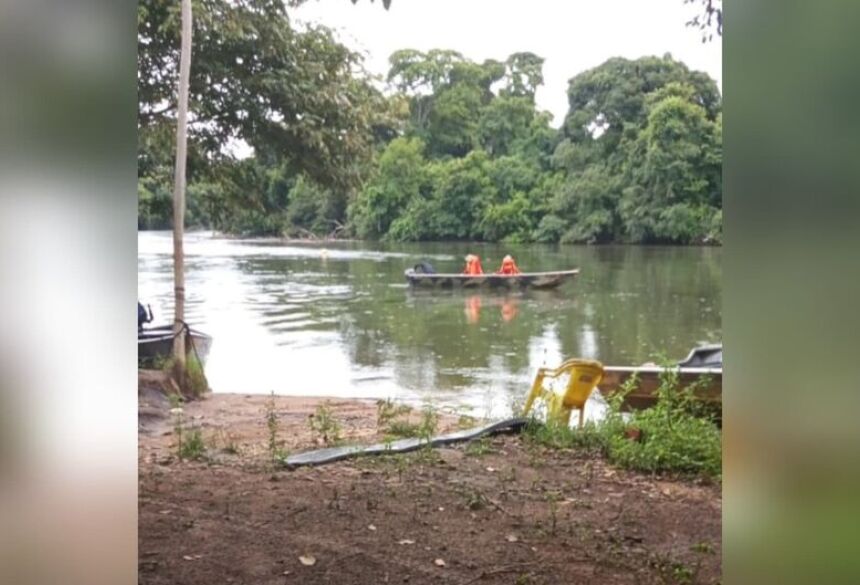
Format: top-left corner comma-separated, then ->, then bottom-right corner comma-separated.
462,254 -> 484,275
496,254 -> 521,275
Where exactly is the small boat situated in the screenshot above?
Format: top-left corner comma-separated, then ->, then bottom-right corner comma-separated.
404,268 -> 579,290
138,324 -> 213,368
599,344 -> 722,411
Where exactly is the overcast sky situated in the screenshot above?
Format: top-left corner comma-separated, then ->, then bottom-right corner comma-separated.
293,0 -> 722,126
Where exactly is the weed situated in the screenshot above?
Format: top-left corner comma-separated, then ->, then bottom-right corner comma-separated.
649,554 -> 696,585
387,453 -> 409,482
168,395 -> 206,461
376,400 -> 440,443
413,443 -> 441,466
376,398 -> 412,428
413,404 -> 440,461
264,392 -> 289,464
464,436 -> 494,457
462,487 -> 488,511
308,401 -> 343,445
385,420 -> 421,438
545,491 -> 560,535
691,541 -> 716,555
418,404 -> 439,439
376,399 -> 421,438
215,428 -> 240,455
179,427 -> 206,460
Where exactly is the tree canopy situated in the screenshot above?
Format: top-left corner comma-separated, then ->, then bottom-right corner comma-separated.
350,53 -> 721,244
138,2 -> 722,245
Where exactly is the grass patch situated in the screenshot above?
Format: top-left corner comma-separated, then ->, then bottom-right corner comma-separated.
385,420 -> 422,438
179,428 -> 206,460
464,436 -> 495,457
524,365 -> 722,481
376,398 -> 412,428
376,400 -> 439,441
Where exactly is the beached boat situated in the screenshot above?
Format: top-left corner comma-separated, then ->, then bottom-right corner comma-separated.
598,344 -> 722,410
404,268 -> 579,290
138,324 -> 213,367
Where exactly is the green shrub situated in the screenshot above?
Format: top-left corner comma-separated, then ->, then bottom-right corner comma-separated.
524,365 -> 721,480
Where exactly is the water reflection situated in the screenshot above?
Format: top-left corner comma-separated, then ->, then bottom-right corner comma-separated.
138,232 -> 721,416
462,294 -> 520,324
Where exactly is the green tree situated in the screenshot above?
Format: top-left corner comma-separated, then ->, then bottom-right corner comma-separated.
552,165 -> 621,244
619,88 -> 722,243
425,150 -> 497,240
501,52 -> 545,100
350,137 -> 429,238
549,55 -> 722,244
138,0 -> 385,191
558,55 -> 720,161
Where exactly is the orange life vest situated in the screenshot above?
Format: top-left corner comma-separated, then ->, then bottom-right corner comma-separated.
463,256 -> 484,275
497,258 -> 520,275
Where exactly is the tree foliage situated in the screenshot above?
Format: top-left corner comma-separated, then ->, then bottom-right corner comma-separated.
544,55 -> 722,244
352,53 -> 721,244
138,2 -> 721,246
138,0 -> 388,232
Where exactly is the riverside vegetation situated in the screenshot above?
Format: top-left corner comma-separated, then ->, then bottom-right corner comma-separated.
138,1 -> 721,245
524,369 -> 721,481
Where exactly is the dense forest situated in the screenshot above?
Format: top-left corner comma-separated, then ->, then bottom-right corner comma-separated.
138,0 -> 722,244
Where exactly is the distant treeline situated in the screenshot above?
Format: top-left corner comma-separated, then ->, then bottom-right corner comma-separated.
138,1 -> 721,244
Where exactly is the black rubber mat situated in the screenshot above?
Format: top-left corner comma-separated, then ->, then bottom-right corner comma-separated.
285,417 -> 529,468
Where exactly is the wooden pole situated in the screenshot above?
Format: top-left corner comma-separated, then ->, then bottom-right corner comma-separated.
172,0 -> 193,377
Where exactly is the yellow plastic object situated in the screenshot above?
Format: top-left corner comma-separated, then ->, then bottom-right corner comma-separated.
523,359 -> 605,427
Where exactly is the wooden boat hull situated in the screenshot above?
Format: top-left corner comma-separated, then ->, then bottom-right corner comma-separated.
404,268 -> 579,290
597,344 -> 722,411
598,366 -> 722,411
138,325 -> 213,367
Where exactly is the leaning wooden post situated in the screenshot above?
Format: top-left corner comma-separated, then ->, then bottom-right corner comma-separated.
172,0 -> 193,383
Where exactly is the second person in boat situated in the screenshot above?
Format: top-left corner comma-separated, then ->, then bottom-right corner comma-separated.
496,254 -> 521,275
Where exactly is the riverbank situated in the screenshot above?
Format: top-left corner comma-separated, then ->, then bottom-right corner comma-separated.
139,376 -> 721,584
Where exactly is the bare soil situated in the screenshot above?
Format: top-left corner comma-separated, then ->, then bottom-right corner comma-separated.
139,381 -> 721,585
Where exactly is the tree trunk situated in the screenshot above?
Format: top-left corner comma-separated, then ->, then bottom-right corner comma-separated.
172,0 -> 193,381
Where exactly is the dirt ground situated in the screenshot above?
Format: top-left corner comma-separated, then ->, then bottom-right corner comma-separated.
139,380 -> 721,585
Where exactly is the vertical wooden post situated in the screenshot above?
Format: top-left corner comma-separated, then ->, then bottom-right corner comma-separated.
172,0 -> 193,377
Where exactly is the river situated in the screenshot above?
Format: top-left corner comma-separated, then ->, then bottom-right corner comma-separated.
138,231 -> 721,418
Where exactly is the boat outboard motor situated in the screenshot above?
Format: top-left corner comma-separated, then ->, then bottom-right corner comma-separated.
138,302 -> 153,330
677,345 -> 722,368
413,261 -> 436,274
